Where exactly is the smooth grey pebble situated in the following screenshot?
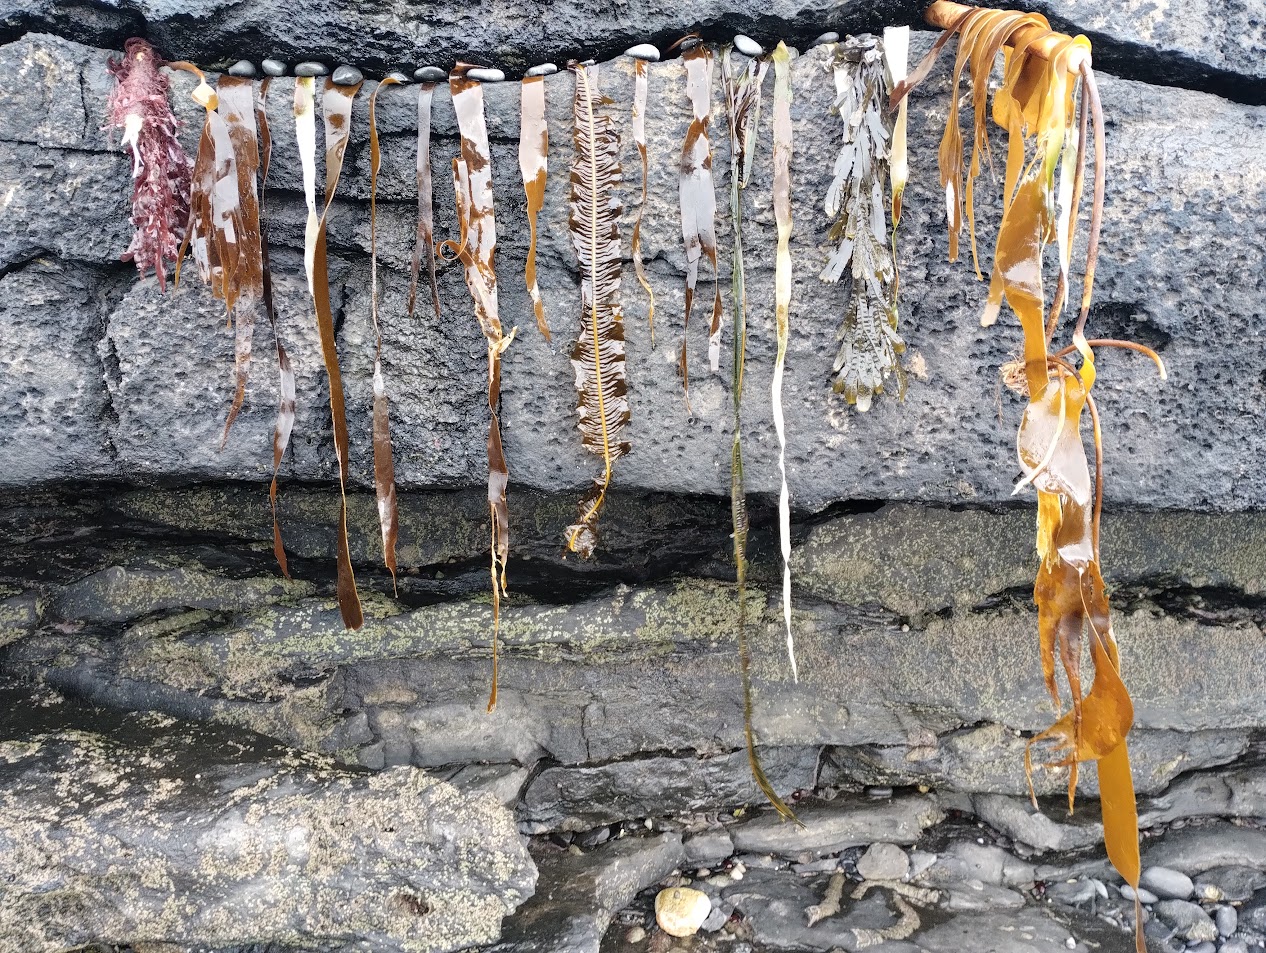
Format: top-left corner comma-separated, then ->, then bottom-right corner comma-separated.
1221,941 -> 1249,953
466,67 -> 505,82
1186,945 -> 1215,953
813,31 -> 841,45
294,61 -> 328,77
679,37 -> 702,51
1215,905 -> 1237,937
733,34 -> 763,56
331,64 -> 362,86
525,63 -> 558,77
414,66 -> 446,82
1142,866 -> 1195,901
227,59 -> 255,78
1120,884 -> 1160,905
261,58 -> 286,77
624,43 -> 660,61
386,71 -> 410,84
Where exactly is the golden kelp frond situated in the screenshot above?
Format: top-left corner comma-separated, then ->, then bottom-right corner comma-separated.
820,36 -> 903,411
630,58 -> 656,344
519,74 -> 552,343
255,77 -> 296,579
408,79 -> 441,321
894,6 -> 1168,947
300,76 -> 364,630
565,62 -> 628,559
677,40 -> 723,412
369,76 -> 403,590
442,67 -> 513,711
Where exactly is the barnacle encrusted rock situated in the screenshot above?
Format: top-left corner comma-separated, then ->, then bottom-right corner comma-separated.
0,682 -> 536,953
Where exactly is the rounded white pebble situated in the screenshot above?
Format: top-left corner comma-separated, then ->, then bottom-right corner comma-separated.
525,63 -> 558,77
625,43 -> 661,61
626,925 -> 646,943
1065,939 -> 1076,950
466,67 -> 505,82
733,34 -> 763,56
655,887 -> 711,938
813,31 -> 840,46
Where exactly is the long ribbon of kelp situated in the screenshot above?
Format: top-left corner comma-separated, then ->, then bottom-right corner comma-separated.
169,67 -> 265,448
564,62 -> 629,558
297,76 -> 364,629
256,78 -> 296,578
771,43 -> 797,686
820,37 -> 903,410
630,57 -> 656,344
106,38 -> 192,290
369,76 -> 403,588
677,40 -> 723,411
408,80 -> 441,321
723,45 -> 796,822
519,73 -> 552,342
441,67 -> 514,711
895,7 -> 1169,948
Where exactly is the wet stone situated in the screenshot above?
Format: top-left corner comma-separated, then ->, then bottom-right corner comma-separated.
466,67 -> 505,82
525,63 -> 558,76
227,59 -> 255,77
332,64 -> 362,85
1196,866 -> 1266,902
733,34 -> 763,56
813,32 -> 841,45
1154,899 -> 1217,942
386,71 -> 410,83
1120,883 -> 1159,904
1215,904 -> 1237,937
414,66 -> 446,82
261,58 -> 286,76
624,43 -> 660,61
1141,866 -> 1196,900
856,842 -> 909,882
294,61 -> 328,76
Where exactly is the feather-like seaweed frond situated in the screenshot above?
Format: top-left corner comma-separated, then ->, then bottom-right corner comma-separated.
564,62 -> 628,558
442,67 -> 514,711
677,41 -> 723,412
821,37 -> 903,412
519,74 -> 552,342
630,58 -> 656,344
369,76 -> 403,590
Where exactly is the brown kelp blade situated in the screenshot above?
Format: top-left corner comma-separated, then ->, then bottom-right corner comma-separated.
677,41 -> 723,410
308,77 -> 364,630
519,74 -> 552,342
447,67 -> 513,710
214,76 -> 265,449
630,57 -> 656,344
256,77 -> 295,578
369,76 -> 403,588
408,81 -> 441,321
564,62 -> 629,558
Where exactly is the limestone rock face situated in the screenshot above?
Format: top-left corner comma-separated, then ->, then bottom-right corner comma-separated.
0,681 -> 536,953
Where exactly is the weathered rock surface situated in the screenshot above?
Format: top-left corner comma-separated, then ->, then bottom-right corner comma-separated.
0,32 -> 1264,514
0,679 -> 535,953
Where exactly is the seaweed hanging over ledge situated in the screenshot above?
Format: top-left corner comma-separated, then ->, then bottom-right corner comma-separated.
821,35 -> 904,411
519,72 -> 552,343
441,65 -> 515,711
893,5 -> 1168,948
105,38 -> 192,290
564,61 -> 629,559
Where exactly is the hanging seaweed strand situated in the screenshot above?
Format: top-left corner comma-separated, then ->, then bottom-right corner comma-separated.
677,39 -> 723,412
630,56 -> 656,344
296,76 -> 364,629
894,6 -> 1170,949
255,77 -> 296,578
564,62 -> 629,558
441,66 -> 515,711
408,79 -> 441,321
770,42 -> 798,688
821,36 -> 903,410
519,73 -> 552,342
369,76 -> 403,590
723,44 -> 797,823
